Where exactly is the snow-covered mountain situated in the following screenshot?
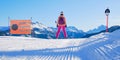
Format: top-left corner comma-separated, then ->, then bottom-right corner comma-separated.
32,22 -> 53,32
30,22 -> 86,38
0,26 -> 9,31
87,25 -> 106,34
66,26 -> 86,38
0,22 -> 120,39
31,22 -> 55,39
0,26 -> 9,36
83,25 -> 120,38
0,29 -> 120,60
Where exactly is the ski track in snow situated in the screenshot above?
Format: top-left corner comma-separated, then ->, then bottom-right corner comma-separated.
0,30 -> 120,60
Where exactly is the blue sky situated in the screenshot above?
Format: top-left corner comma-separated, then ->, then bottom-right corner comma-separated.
0,0 -> 120,31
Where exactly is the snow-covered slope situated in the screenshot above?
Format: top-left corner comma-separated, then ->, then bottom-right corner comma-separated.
0,36 -> 86,51
0,29 -> 120,60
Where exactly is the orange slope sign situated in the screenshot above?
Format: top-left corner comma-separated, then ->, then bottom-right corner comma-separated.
10,20 -> 31,34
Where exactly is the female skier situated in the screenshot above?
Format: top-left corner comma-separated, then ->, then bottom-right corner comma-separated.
56,11 -> 67,38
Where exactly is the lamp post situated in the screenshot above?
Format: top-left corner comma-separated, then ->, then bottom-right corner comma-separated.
105,8 -> 110,32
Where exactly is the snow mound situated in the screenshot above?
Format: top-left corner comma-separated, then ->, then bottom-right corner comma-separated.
0,36 -> 87,51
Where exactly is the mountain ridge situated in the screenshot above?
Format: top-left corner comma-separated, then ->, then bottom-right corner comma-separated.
0,22 -> 120,39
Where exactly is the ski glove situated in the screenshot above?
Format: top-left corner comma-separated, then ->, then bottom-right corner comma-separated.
65,25 -> 67,27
